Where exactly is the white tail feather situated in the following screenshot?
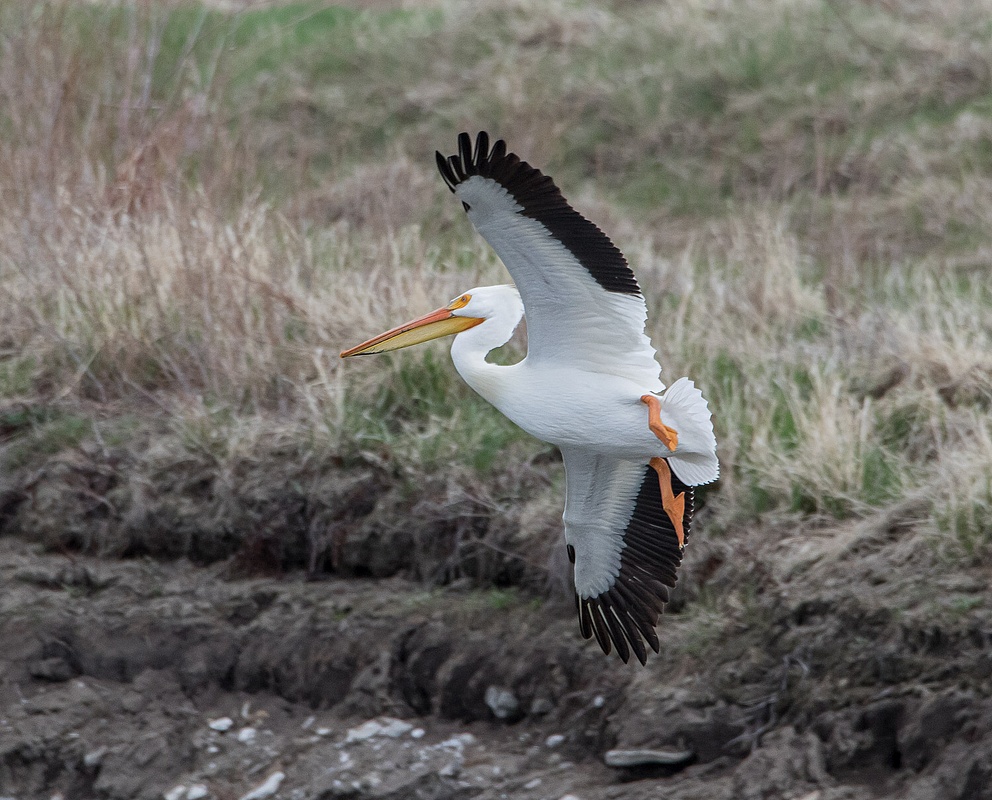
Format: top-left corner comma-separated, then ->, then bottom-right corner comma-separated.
660,378 -> 720,486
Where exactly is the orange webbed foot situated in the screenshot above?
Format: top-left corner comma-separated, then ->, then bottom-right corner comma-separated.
649,457 -> 686,549
641,394 -> 678,452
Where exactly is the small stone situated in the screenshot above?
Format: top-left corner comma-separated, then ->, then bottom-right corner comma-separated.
237,727 -> 257,743
206,745 -> 219,754
604,748 -> 694,768
410,728 -> 426,739
345,720 -> 383,743
208,717 -> 233,732
361,772 -> 381,789
484,686 -> 519,719
523,777 -> 542,789
592,696 -> 605,708
438,736 -> 465,750
238,772 -> 284,800
316,727 -> 332,736
378,717 -> 413,737
164,787 -> 186,800
439,762 -> 460,777
545,734 -> 565,748
186,787 -> 209,800
302,716 -> 316,729
83,746 -> 107,767
559,795 -> 582,800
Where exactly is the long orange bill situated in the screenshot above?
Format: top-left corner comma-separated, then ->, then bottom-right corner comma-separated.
340,306 -> 484,358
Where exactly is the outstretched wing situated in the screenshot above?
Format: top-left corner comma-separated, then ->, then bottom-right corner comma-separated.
560,448 -> 694,665
436,132 -> 662,391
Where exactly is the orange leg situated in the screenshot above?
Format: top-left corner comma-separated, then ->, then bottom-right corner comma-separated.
640,394 -> 678,451
650,457 -> 686,549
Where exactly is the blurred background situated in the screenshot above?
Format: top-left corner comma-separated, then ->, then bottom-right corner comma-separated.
1,1 -> 991,799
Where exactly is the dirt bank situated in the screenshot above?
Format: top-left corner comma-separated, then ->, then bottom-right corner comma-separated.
2,448 -> 991,799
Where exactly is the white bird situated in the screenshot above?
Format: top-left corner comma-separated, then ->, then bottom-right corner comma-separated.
341,132 -> 718,664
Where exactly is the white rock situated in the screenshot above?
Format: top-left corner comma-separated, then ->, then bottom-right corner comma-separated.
345,720 -> 383,743
185,787 -> 209,800
437,736 -> 466,751
316,727 -> 332,736
410,727 -> 426,739
362,772 -> 382,789
206,745 -> 219,754
484,686 -> 519,719
439,762 -> 459,777
377,717 -> 413,738
524,777 -> 542,790
237,772 -> 284,800
592,695 -> 605,708
208,717 -> 234,732
604,748 -> 694,768
545,734 -> 565,748
237,727 -> 257,743
83,746 -> 107,767
559,795 -> 583,800
301,716 -> 316,730
164,787 -> 186,800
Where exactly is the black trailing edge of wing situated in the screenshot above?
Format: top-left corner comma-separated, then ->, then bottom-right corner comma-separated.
577,460 -> 694,665
436,131 -> 642,297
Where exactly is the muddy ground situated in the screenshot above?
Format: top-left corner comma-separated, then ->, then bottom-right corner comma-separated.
1,447 -> 992,800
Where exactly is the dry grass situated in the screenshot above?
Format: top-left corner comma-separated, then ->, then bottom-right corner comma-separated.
2,0 -> 992,586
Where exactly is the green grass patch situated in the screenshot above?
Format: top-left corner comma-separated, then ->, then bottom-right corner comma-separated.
1,407 -> 92,469
860,447 -> 903,507
0,355 -> 36,396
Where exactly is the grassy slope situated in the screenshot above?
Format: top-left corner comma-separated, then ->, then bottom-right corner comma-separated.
0,0 -> 990,629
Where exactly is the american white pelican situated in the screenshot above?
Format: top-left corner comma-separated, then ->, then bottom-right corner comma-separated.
341,132 -> 718,664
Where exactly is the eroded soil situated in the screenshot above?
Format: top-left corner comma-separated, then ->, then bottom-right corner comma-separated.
2,513 -> 991,800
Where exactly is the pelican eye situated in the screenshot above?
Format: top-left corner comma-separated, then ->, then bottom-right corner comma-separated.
447,294 -> 471,311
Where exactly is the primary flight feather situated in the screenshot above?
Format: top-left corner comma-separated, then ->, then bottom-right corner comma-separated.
342,132 -> 718,664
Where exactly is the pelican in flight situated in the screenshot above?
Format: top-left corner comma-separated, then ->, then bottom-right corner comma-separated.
341,132 -> 718,664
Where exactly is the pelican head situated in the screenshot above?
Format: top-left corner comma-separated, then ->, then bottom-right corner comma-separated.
340,285 -> 522,358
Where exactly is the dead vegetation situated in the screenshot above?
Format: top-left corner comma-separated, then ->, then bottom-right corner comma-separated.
0,0 -> 991,634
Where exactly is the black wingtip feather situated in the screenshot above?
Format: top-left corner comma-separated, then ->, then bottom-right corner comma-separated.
599,597 -> 631,664
590,604 -> 613,657
458,132 -> 473,174
578,596 -> 592,640
472,131 -> 489,167
447,154 -> 465,183
435,151 -> 457,192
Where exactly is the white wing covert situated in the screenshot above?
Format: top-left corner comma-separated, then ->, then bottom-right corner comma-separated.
436,133 -> 662,391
